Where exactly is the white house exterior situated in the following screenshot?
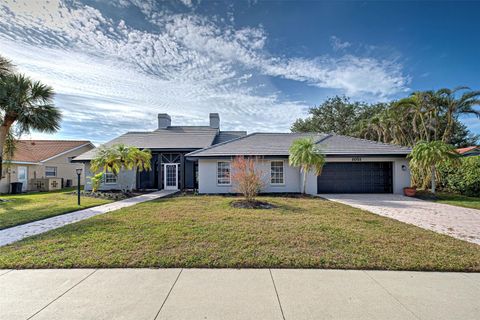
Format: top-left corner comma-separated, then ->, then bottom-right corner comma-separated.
187,133 -> 411,195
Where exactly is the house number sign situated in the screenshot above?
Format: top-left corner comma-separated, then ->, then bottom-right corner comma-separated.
352,157 -> 362,162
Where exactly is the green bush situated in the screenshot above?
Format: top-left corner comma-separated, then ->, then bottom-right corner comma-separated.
439,156 -> 480,197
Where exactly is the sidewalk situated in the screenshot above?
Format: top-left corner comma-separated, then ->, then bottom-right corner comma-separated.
0,268 -> 478,320
0,190 -> 177,247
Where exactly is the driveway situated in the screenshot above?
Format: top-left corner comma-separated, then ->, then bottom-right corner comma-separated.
320,194 -> 480,245
1,268 -> 479,320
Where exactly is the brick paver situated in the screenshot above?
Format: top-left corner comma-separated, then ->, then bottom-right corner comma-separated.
320,194 -> 480,245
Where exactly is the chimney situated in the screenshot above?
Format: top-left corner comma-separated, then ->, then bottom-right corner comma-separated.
158,113 -> 171,129
209,113 -> 220,129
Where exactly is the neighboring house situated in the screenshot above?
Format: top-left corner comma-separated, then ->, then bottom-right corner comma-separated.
0,140 -> 95,193
74,113 -> 246,191
456,146 -> 480,157
186,133 -> 411,195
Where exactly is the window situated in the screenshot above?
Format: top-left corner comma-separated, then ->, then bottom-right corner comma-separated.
270,161 -> 284,185
45,166 -> 57,177
217,161 -> 231,185
104,172 -> 117,184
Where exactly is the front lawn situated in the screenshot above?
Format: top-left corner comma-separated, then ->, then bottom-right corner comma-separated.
0,195 -> 479,271
0,188 -> 112,230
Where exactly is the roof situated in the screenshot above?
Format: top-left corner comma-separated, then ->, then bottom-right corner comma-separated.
74,126 -> 247,161
457,146 -> 480,154
7,140 -> 93,163
186,133 -> 412,157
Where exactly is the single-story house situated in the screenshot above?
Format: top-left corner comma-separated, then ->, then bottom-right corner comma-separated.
186,133 -> 411,195
0,140 -> 95,193
456,146 -> 480,157
74,113 -> 246,191
75,113 -> 412,195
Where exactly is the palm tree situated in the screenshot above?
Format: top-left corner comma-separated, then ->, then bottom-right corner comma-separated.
408,141 -> 459,194
436,87 -> 480,144
289,137 -> 325,194
90,144 -> 152,192
0,74 -> 61,180
0,55 -> 14,77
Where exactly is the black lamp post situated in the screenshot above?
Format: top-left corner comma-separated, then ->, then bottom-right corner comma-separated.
76,168 -> 83,205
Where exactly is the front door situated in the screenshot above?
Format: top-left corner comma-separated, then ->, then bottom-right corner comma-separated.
163,163 -> 179,190
17,166 -> 28,191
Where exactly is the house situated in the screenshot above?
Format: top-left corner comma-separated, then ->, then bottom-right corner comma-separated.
186,133 -> 411,195
74,113 -> 412,195
74,113 -> 246,191
456,146 -> 480,157
0,140 -> 95,193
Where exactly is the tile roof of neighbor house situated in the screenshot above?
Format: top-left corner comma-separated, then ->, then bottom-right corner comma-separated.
456,146 -> 480,154
8,140 -> 94,163
186,133 -> 412,157
74,127 -> 247,161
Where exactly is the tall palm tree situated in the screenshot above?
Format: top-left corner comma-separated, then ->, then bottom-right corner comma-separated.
0,74 -> 61,179
436,87 -> 480,144
289,137 -> 325,194
408,141 -> 459,193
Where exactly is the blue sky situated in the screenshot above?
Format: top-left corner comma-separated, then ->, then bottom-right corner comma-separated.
0,0 -> 479,144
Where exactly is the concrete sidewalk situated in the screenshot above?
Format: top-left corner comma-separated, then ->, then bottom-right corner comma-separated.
0,269 -> 478,320
0,190 -> 177,247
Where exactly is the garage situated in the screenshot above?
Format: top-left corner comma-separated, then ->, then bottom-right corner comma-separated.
317,162 -> 393,193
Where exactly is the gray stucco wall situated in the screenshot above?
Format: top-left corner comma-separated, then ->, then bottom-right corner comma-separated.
84,163 -> 136,191
198,157 -> 411,195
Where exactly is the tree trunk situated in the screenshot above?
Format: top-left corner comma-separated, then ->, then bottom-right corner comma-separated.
0,120 -> 14,181
431,165 -> 436,194
302,168 -> 307,194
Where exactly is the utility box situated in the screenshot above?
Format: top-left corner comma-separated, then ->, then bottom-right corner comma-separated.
30,178 -> 63,192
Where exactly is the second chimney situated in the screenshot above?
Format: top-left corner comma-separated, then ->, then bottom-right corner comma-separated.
209,113 -> 220,129
158,113 -> 171,129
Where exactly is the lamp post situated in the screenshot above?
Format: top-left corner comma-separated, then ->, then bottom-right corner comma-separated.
76,168 -> 83,206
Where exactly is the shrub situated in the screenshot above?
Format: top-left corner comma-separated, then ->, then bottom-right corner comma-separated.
438,156 -> 480,197
231,156 -> 264,202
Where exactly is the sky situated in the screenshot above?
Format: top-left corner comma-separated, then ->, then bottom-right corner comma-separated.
0,0 -> 479,144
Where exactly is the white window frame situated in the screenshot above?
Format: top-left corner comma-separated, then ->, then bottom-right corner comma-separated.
104,172 -> 117,184
45,166 -> 57,177
217,161 -> 231,186
270,160 -> 285,185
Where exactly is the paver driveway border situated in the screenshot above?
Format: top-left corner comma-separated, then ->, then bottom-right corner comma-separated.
319,194 -> 480,245
0,268 -> 479,320
0,189 -> 177,247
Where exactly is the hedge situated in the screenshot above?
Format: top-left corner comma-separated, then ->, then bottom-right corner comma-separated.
438,156 -> 480,197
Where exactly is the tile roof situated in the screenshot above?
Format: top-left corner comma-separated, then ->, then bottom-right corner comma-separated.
186,133 -> 411,157
456,146 -> 480,154
74,126 -> 246,161
8,140 -> 93,163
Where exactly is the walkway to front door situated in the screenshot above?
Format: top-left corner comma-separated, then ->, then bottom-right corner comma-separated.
163,163 -> 178,190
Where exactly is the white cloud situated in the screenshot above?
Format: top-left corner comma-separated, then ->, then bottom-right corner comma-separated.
330,35 -> 351,51
0,0 -> 412,142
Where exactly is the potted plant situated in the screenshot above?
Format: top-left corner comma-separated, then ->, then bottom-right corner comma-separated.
403,186 -> 417,197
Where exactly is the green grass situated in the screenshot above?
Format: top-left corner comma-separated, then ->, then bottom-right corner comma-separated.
0,195 -> 479,271
434,192 -> 480,210
0,188 -> 112,230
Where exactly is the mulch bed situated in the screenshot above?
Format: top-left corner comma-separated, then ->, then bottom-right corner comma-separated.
230,199 -> 276,209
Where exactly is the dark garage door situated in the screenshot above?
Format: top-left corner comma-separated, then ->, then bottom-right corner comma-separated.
317,162 -> 393,193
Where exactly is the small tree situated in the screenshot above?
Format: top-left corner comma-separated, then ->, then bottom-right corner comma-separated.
90,144 -> 152,192
408,140 -> 460,193
289,137 -> 325,194
231,156 -> 264,202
